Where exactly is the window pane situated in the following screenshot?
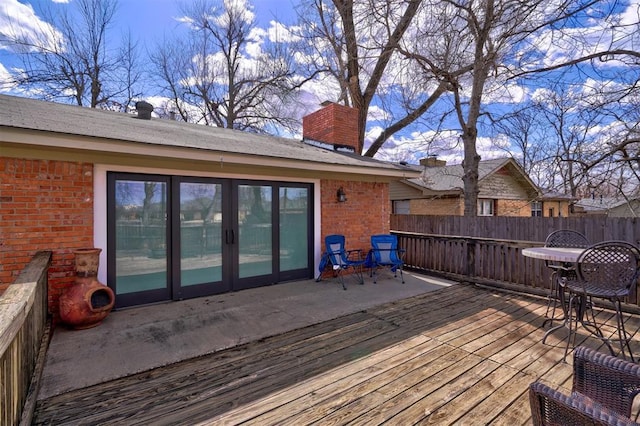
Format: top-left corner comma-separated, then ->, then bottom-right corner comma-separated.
180,182 -> 222,286
114,180 -> 168,294
478,199 -> 493,216
238,184 -> 272,278
280,187 -> 309,271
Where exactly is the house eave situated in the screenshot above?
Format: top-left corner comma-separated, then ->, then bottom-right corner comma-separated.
1,128 -> 420,180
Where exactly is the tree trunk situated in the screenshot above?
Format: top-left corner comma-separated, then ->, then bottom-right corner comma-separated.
462,132 -> 481,217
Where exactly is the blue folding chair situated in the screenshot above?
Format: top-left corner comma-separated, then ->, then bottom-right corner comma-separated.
316,234 -> 365,290
368,234 -> 405,284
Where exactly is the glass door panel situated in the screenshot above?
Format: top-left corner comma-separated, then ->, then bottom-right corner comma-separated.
279,187 -> 309,271
112,178 -> 169,301
179,181 -> 223,286
237,184 -> 272,279
109,174 -> 314,306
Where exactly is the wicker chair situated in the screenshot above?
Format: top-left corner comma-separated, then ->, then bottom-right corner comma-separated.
563,241 -> 640,361
543,230 -> 590,325
529,346 -> 640,426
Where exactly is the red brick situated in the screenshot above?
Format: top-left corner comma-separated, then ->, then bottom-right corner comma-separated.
0,157 -> 93,319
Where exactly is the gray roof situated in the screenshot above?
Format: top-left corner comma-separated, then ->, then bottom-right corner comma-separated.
539,191 -> 575,201
407,157 -> 537,193
0,94 -> 417,177
576,196 -> 637,211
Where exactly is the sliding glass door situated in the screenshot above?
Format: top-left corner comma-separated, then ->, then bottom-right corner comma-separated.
107,173 -> 313,308
108,174 -> 171,307
174,178 -> 229,299
234,183 -> 274,289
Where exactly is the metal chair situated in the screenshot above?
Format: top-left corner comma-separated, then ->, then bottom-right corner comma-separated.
562,241 -> 640,362
316,234 -> 365,290
529,346 -> 640,426
367,234 -> 405,284
543,230 -> 590,325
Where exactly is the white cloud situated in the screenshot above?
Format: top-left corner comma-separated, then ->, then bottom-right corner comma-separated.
0,0 -> 61,53
0,60 -> 16,90
267,21 -> 300,43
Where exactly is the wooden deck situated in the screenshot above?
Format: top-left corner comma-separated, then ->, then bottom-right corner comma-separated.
33,283 -> 640,425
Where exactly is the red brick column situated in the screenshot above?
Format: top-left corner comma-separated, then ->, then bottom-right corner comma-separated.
319,179 -> 389,278
0,157 -> 94,318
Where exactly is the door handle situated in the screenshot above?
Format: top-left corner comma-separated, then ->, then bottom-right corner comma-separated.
226,229 -> 235,244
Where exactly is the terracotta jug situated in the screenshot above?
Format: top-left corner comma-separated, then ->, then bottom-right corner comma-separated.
59,248 -> 115,329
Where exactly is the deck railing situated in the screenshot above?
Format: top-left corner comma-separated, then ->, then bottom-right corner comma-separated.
0,251 -> 51,426
392,231 -> 640,309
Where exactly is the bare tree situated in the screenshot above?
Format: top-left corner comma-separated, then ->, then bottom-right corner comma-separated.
498,79 -> 640,204
150,0 -> 300,132
295,0 -> 584,215
490,103 -> 549,182
294,0 -> 427,155
0,0 -> 142,109
501,1 -> 640,200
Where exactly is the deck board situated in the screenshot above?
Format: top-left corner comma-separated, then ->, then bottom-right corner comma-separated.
33,283 -> 640,425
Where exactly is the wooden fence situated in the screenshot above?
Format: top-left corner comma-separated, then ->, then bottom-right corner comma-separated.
0,251 -> 51,426
391,215 -> 640,245
391,215 -> 640,309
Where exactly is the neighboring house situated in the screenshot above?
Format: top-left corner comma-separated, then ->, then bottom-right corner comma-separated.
574,196 -> 640,217
0,96 -> 419,317
536,191 -> 575,218
390,157 -> 547,217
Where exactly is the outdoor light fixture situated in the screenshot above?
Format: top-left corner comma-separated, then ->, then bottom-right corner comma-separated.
337,186 -> 347,202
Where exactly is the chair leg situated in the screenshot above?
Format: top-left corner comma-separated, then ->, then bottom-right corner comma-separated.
543,271 -> 568,328
354,265 -> 364,285
613,299 -> 635,362
337,271 -> 347,290
544,270 -> 557,321
563,294 -> 579,363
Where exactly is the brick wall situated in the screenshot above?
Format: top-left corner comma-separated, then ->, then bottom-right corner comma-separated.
0,157 -> 94,318
496,199 -> 533,217
0,157 -> 390,306
302,103 -> 360,153
542,200 -> 571,217
319,179 -> 389,278
410,198 -> 463,215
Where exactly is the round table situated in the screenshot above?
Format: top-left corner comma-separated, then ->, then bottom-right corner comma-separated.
521,246 -> 585,263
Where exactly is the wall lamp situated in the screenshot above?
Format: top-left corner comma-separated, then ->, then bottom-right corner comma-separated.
337,186 -> 347,202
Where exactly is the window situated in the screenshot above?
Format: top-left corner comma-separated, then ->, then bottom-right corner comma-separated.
478,199 -> 494,216
393,200 -> 410,215
531,201 -> 542,217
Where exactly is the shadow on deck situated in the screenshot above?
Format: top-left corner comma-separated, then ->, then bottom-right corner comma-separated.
33,272 -> 640,425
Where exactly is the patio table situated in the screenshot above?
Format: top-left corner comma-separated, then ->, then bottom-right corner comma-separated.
521,246 -> 585,263
522,246 -> 594,348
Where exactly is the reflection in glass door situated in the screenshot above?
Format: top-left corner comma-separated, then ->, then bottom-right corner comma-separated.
236,184 -> 273,281
280,186 -> 309,272
109,175 -> 170,307
176,180 -> 226,297
109,174 -> 313,307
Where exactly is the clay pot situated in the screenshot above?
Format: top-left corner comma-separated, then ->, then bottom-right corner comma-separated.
59,248 -> 115,329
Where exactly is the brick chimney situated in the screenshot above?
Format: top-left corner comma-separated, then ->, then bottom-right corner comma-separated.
420,156 -> 446,167
302,102 -> 360,154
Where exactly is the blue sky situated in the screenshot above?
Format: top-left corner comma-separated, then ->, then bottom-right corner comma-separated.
1,0 -> 639,174
0,0 -> 298,48
114,0 -> 298,40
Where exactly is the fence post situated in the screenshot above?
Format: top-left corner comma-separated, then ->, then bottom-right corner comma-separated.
465,239 -> 475,283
